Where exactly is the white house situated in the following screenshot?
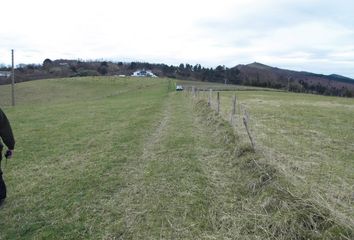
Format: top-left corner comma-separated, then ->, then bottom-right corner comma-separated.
131,69 -> 157,77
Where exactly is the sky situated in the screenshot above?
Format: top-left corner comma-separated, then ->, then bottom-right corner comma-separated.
1,0 -> 354,78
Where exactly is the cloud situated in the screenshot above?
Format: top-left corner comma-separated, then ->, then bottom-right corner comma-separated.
1,0 -> 354,77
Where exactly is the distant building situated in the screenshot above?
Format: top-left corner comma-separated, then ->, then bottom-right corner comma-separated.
131,69 -> 157,77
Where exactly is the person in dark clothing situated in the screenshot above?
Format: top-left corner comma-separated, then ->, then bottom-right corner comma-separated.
0,108 -> 15,206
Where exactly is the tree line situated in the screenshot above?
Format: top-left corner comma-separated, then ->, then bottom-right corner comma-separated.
0,59 -> 353,97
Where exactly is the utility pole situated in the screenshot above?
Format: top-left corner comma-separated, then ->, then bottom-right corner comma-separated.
11,49 -> 15,106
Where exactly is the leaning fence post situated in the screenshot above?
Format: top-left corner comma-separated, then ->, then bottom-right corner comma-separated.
243,109 -> 255,150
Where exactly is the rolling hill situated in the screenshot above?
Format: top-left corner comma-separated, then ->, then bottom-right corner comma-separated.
234,62 -> 354,95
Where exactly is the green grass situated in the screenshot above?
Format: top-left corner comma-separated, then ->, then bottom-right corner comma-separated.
0,77 -> 173,239
177,79 -> 282,91
0,77 -> 352,239
196,87 -> 354,228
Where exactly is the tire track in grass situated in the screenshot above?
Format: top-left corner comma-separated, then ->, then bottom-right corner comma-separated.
106,93 -> 213,239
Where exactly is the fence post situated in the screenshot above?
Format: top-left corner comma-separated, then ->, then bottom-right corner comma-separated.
240,104 -> 245,118
11,49 -> 15,106
232,94 -> 236,115
243,109 -> 255,150
217,92 -> 220,113
208,89 -> 212,107
230,94 -> 237,124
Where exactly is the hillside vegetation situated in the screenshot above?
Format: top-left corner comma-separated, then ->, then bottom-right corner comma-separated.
0,77 -> 352,239
1,59 -> 354,97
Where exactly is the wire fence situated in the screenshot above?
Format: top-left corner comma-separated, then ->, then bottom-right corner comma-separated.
183,86 -> 354,227
186,86 -> 256,151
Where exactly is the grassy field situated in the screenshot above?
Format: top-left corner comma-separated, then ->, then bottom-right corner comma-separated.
0,77 -> 174,238
176,79 -> 278,91
0,77 -> 352,239
195,87 -> 354,228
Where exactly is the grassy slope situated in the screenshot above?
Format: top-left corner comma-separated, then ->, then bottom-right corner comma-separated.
177,79 -> 277,91
1,77 -> 229,239
202,88 -> 353,228
0,77 -> 352,239
0,77 -> 173,238
236,92 -> 353,218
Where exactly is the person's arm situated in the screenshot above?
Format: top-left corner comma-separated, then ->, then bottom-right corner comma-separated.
0,109 -> 15,154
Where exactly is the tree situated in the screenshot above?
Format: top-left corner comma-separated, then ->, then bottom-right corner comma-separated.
226,68 -> 240,84
129,62 -> 137,70
185,64 -> 192,72
97,65 -> 108,75
179,63 -> 185,70
43,58 -> 53,70
70,65 -> 77,73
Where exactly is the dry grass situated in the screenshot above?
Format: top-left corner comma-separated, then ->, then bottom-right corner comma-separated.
0,77 -> 352,239
192,98 -> 353,239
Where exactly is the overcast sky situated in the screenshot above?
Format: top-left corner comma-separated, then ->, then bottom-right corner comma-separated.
1,0 -> 354,78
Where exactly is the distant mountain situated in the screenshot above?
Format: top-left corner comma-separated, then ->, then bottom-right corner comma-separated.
1,59 -> 353,97
232,62 -> 354,96
327,74 -> 354,84
243,62 -> 273,70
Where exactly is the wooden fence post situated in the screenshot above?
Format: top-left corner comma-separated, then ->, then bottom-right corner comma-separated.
240,104 -> 245,118
232,94 -> 237,115
230,94 -> 237,124
217,92 -> 220,113
208,89 -> 212,107
243,109 -> 255,150
11,49 -> 15,106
